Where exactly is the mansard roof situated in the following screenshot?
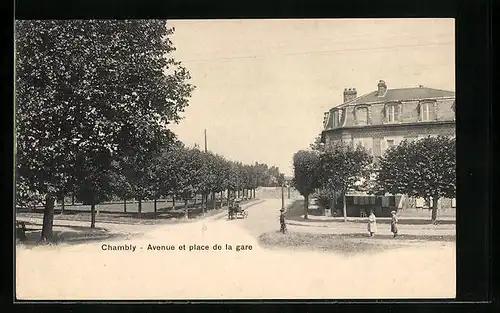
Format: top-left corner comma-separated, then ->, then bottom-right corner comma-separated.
333,87 -> 455,110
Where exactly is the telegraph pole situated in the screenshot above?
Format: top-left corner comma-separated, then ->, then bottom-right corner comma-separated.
204,129 -> 207,152
281,182 -> 285,211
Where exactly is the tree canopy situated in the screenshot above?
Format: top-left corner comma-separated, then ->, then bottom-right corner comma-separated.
374,136 -> 456,222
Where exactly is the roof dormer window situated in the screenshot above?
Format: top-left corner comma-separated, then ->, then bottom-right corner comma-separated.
330,108 -> 346,128
355,106 -> 369,126
384,102 -> 401,123
418,101 -> 437,122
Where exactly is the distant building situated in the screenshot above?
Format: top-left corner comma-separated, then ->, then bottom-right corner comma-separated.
320,80 -> 456,217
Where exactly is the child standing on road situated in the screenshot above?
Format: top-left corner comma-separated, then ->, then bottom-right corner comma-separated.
391,210 -> 399,238
367,211 -> 377,237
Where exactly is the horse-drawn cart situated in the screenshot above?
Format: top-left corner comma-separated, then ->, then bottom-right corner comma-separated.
228,198 -> 248,220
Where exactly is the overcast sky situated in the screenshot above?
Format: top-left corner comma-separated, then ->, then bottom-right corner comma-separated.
167,18 -> 455,176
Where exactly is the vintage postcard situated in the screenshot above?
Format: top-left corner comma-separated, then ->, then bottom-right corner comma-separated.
14,18 -> 456,300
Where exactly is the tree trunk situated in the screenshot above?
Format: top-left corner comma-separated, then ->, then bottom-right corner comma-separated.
431,195 -> 439,224
90,203 -> 96,229
71,194 -> 75,206
154,198 -> 157,213
304,194 -> 309,219
172,194 -> 176,209
212,192 -> 216,209
41,194 -> 56,242
138,198 -> 142,217
124,199 -> 127,213
343,193 -> 347,222
201,194 -> 205,214
253,188 -> 256,198
61,196 -> 65,214
184,199 -> 189,218
287,186 -> 290,199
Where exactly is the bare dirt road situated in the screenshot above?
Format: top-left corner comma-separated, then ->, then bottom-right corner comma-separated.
16,199 -> 455,300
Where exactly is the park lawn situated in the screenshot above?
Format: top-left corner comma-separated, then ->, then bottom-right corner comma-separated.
25,198 -> 228,214
16,199 -> 255,226
16,221 -> 118,247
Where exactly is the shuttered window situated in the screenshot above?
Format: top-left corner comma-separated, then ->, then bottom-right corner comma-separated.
385,103 -> 401,123
419,102 -> 437,121
356,106 -> 369,125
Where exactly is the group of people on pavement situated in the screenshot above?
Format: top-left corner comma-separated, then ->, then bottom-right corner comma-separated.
278,207 -> 399,237
367,210 -> 399,238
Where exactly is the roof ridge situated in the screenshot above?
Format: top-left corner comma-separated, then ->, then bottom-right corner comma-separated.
389,86 -> 455,92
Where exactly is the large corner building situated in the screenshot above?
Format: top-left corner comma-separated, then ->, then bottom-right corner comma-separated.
320,80 -> 456,217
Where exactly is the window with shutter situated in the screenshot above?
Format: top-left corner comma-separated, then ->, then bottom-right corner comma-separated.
420,102 -> 430,121
355,106 -> 368,125
430,102 -> 437,120
385,103 -> 401,123
331,111 -> 338,128
419,101 -> 437,121
323,112 -> 330,128
339,108 -> 345,126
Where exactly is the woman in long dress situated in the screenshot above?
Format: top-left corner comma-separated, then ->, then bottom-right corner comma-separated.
367,211 -> 377,237
391,210 -> 398,238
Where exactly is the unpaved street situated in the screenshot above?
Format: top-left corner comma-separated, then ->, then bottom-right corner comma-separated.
16,199 -> 455,300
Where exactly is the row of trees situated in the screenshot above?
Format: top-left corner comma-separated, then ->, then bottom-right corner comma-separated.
293,136 -> 456,223
111,143 -> 284,217
15,20 -> 284,242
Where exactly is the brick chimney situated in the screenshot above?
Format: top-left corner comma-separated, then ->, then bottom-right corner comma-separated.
377,80 -> 387,97
343,88 -> 357,103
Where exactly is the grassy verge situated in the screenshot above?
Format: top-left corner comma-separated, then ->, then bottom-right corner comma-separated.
16,222 -> 122,247
16,199 -> 256,226
258,231 -> 455,255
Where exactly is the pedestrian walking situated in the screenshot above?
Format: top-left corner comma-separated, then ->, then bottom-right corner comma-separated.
391,210 -> 398,238
367,210 -> 377,237
279,208 -> 287,234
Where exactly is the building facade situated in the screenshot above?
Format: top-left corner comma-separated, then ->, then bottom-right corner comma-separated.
320,80 -> 456,216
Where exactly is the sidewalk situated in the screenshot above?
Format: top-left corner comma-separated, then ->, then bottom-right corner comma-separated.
287,216 -> 455,237
291,215 -> 456,223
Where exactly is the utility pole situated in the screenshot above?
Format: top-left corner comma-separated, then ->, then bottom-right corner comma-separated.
204,129 -> 207,153
281,182 -> 285,211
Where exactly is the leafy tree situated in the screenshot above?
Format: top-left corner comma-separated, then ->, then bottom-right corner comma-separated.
198,151 -> 219,213
310,134 -> 324,151
207,154 -> 229,208
15,20 -> 195,237
374,136 -> 456,223
318,142 -> 372,222
15,20 -> 95,240
74,151 -> 115,228
170,146 -> 204,218
292,150 -> 320,219
109,161 -> 133,212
